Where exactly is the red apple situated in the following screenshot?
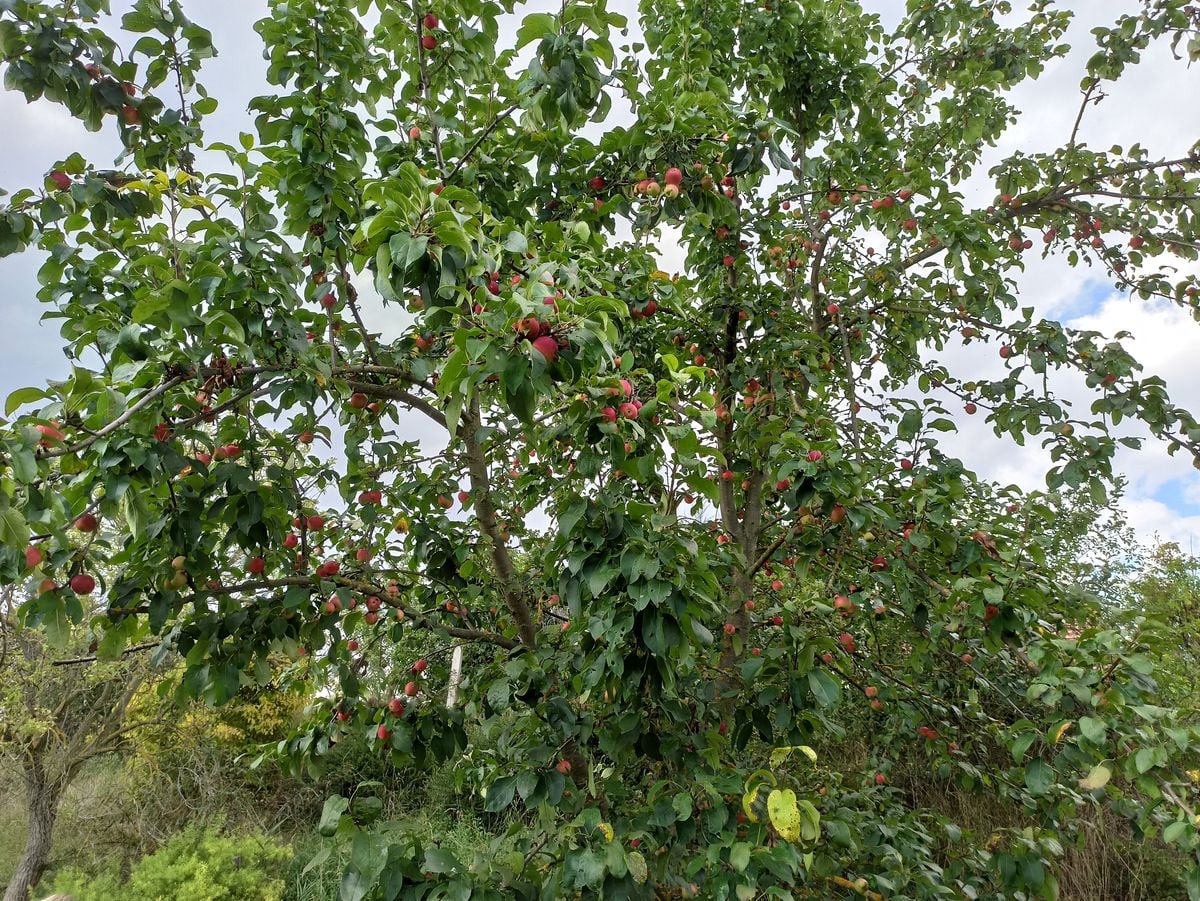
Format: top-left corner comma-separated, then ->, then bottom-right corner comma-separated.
247,556 -> 265,574
349,392 -> 368,409
664,167 -> 683,187
49,170 -> 71,192
25,546 -> 42,569
404,681 -> 419,697
423,12 -> 439,29
74,513 -> 98,532
69,573 -> 96,595
307,515 -> 325,531
837,632 -> 857,654
377,723 -> 392,741
421,34 -> 437,50
531,335 -> 559,362
388,698 -> 405,716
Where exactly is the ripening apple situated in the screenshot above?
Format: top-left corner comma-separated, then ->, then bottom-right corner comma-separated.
409,125 -> 422,142
874,773 -> 887,785
807,450 -> 823,462
247,556 -> 266,574
421,34 -> 437,50
771,579 -> 784,591
531,335 -> 559,362
720,469 -> 734,481
75,513 -> 99,532
999,344 -> 1013,359
772,615 -> 783,626
49,170 -> 71,191
588,175 -> 606,191
776,478 -> 790,491
36,423 -> 65,444
355,548 -> 371,562
422,12 -> 438,29
900,458 -> 913,471
964,402 -> 977,415
404,681 -> 419,697
865,686 -> 878,698
837,632 -> 857,654
826,303 -> 840,316
349,392 -> 368,409
820,651 -> 834,664
388,697 -> 405,716
600,406 -> 618,424
619,402 -> 638,420
960,653 -> 973,664
377,724 -> 392,741
25,546 -> 42,569
298,431 -> 314,444
723,622 -> 735,635
307,515 -> 325,531
346,639 -> 359,651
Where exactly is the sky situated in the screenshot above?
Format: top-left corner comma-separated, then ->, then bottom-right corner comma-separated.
0,0 -> 1198,552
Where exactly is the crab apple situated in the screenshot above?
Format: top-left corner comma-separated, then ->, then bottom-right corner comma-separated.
421,33 -> 437,50
871,556 -> 888,571
36,423 -> 65,444
720,469 -> 734,481
999,344 -> 1013,359
865,686 -> 878,698
404,681 -> 419,697
247,556 -> 266,574
830,504 -> 847,524
49,170 -> 71,191
355,548 -> 372,563
964,402 -> 977,415
776,478 -> 791,491
422,12 -> 439,29
772,615 -> 784,626
38,579 -> 57,594
870,699 -> 884,711
837,632 -> 857,654
409,125 -> 422,142
25,546 -> 42,569
377,724 -> 392,741
826,303 -> 840,316
74,513 -> 99,532
664,167 -> 684,186
960,653 -> 973,664
346,639 -> 359,652
984,603 -> 1000,622
69,573 -> 96,595
588,175 -> 606,191
744,599 -> 755,611
412,658 -> 428,674
834,594 -> 853,613
723,622 -> 736,635
722,254 -> 735,267
619,402 -> 639,420
556,759 -> 572,774
820,651 -> 834,664
121,105 -> 140,125
600,406 -> 618,424
320,559 -> 340,576
874,773 -> 887,785
771,579 -> 784,591
806,450 -> 823,463
349,392 -> 368,409
531,335 -> 559,362
284,533 -> 299,550
298,431 -> 314,444
900,458 -> 913,471
1129,234 -> 1145,249
902,218 -> 917,230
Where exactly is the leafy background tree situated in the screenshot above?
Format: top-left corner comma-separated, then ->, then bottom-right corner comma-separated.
0,0 -> 1199,899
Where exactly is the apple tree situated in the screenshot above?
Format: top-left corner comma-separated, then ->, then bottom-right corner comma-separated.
2,0 -> 1200,897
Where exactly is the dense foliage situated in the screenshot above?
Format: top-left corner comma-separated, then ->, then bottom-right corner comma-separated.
2,0 -> 1200,897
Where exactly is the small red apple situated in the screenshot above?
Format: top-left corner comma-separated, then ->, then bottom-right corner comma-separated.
404,681 -> 419,697
74,513 -> 99,532
247,556 -> 266,574
69,573 -> 96,595
531,335 -> 559,362
421,34 -> 437,50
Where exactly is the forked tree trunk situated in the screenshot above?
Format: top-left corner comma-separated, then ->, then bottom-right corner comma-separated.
4,760 -> 61,901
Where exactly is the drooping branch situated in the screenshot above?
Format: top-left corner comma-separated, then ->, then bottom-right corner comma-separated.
37,375 -> 187,459
343,379 -> 448,428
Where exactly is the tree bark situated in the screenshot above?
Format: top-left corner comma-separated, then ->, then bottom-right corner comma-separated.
4,760 -> 61,901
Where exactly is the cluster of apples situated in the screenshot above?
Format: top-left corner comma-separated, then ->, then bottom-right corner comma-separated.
597,378 -> 642,424
513,314 -> 566,363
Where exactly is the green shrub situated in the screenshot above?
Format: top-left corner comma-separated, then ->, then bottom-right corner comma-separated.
42,826 -> 291,901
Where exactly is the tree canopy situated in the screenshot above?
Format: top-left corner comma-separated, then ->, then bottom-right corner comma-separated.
2,0 -> 1200,897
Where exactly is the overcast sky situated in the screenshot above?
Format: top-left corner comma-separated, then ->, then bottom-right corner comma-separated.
1,0 -> 1198,551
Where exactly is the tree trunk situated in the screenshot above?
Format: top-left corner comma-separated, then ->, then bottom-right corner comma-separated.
445,644 -> 464,708
4,760 -> 61,901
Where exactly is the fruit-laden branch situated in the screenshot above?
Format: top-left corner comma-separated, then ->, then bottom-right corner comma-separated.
50,641 -> 160,667
461,400 -> 537,647
343,379 -> 448,428
36,375 -> 188,459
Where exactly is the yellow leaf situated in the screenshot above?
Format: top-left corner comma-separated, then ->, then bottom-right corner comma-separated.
1079,762 -> 1113,791
1052,721 -> 1073,744
767,788 -> 802,843
597,822 -> 613,843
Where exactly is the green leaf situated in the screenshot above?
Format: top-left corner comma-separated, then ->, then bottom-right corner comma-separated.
318,795 -> 349,837
1025,759 -> 1054,795
1078,716 -> 1106,745
808,669 -> 842,708
5,386 -> 46,415
730,841 -> 751,873
484,775 -> 517,812
516,12 -> 556,48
